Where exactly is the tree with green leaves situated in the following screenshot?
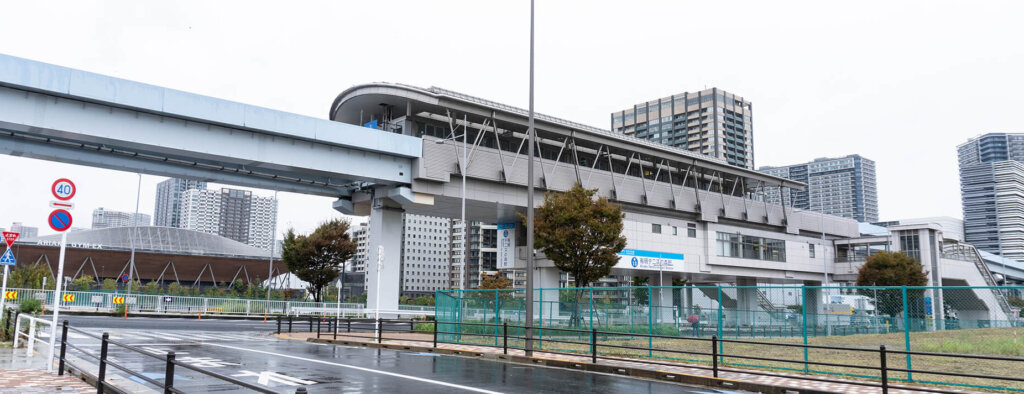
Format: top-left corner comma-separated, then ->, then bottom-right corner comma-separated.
530,183 -> 626,326
101,278 -> 118,291
282,219 -> 357,302
480,273 -> 514,301
855,251 -> 928,317
9,264 -> 52,289
70,275 -> 96,291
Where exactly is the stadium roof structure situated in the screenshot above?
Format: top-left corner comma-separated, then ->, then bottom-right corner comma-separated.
22,226 -> 276,259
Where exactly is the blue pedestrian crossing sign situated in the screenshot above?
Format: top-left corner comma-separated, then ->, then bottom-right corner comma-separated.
0,249 -> 15,266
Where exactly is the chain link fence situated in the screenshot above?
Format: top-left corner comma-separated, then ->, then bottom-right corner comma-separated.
437,285 -> 1024,391
0,287 -> 432,317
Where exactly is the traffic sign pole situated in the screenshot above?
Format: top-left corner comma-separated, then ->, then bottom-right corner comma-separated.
47,230 -> 67,372
0,264 -> 9,322
0,232 -> 17,340
46,178 -> 75,373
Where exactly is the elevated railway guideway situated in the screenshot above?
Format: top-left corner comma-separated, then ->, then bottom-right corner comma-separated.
0,54 -> 862,315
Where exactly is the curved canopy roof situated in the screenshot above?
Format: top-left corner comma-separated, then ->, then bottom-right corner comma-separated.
21,227 -> 274,259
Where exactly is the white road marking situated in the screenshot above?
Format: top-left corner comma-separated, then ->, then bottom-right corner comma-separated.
231,370 -> 316,386
206,343 -> 503,394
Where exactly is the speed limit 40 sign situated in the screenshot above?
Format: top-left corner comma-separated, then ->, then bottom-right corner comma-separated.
52,178 -> 76,200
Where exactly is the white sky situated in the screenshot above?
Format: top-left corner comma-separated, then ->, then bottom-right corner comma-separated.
1,0 -> 1022,237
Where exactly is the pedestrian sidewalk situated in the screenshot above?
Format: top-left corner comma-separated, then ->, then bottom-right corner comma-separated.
0,368 -> 94,393
0,345 -> 94,393
278,331 -> 982,394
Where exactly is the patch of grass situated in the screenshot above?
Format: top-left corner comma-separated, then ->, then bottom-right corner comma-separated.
441,324 -> 1024,392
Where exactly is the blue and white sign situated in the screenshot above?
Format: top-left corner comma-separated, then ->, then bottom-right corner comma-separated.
925,296 -> 933,316
615,249 -> 685,272
0,249 -> 15,266
497,223 -> 515,269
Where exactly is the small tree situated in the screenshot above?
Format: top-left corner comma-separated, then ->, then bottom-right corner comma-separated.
282,219 -> 357,302
167,282 -> 184,295
70,275 -> 95,291
855,251 -> 928,317
101,278 -> 118,291
530,184 -> 626,326
9,264 -> 51,289
143,281 -> 161,294
632,276 -> 649,306
480,273 -> 514,301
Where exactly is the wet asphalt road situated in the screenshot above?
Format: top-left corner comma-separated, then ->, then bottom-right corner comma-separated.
54,316 -> 741,393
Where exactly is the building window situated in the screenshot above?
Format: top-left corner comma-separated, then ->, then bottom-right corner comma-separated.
672,226 -> 678,236
716,232 -> 786,262
809,243 -> 816,258
687,223 -> 697,238
652,224 -> 662,234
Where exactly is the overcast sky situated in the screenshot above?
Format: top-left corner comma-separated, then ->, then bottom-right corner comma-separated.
1,0 -> 1022,237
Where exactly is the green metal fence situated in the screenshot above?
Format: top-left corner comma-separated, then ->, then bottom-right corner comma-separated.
437,285 -> 1024,391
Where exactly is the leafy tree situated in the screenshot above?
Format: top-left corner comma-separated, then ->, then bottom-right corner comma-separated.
529,184 -> 626,326
9,264 -> 52,289
230,279 -> 246,296
101,278 -> 118,291
167,282 -> 184,295
143,281 -> 161,294
855,251 -> 928,317
632,276 -> 649,306
282,219 -> 357,302
70,275 -> 95,291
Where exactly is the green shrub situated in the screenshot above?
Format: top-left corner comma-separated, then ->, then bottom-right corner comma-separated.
112,304 -> 126,316
19,298 -> 42,314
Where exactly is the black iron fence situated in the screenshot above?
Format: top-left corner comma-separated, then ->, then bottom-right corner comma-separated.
284,316 -> 1024,394
56,320 -> 309,393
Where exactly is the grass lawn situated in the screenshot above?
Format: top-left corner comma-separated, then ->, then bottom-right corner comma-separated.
442,325 -> 1024,392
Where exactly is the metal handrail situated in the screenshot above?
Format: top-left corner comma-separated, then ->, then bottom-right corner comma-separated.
57,320 -> 304,393
301,316 -> 1024,394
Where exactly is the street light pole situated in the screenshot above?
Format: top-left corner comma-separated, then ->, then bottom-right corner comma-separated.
524,0 -> 536,357
461,115 -> 468,292
265,190 -> 278,321
125,173 -> 141,319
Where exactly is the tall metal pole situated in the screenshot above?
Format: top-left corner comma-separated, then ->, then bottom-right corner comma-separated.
46,230 -> 68,372
461,115 -> 468,291
821,212 -> 830,336
125,173 -> 141,318
265,191 -> 278,318
524,0 -> 536,357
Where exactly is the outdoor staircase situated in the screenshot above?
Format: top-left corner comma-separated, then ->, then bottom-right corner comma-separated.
698,286 -> 780,313
947,244 -> 1014,317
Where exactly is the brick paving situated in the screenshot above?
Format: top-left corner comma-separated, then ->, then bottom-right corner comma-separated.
0,368 -> 94,393
281,331 -> 983,394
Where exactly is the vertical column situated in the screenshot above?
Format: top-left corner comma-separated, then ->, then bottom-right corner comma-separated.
735,277 -> 759,328
535,267 -> 560,319
651,275 -> 675,323
366,194 -> 403,316
803,281 -> 822,333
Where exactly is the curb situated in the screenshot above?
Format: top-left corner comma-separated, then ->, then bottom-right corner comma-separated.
304,337 -> 840,394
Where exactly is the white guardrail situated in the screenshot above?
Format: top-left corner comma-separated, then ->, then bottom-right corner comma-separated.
1,288 -> 434,318
12,313 -> 53,356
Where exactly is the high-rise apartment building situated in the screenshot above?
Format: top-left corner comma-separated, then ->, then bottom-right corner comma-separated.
401,214 -> 452,297
154,178 -> 208,227
958,133 -> 1024,260
450,220 -> 497,289
179,188 -> 278,250
759,155 -> 879,223
348,215 -> 451,297
91,208 -> 151,229
611,88 -> 754,169
348,223 -> 369,274
9,222 -> 38,239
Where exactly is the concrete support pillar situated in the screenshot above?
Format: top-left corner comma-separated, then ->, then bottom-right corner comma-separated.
535,267 -> 561,325
736,277 -> 759,327
366,194 -> 403,316
804,281 -> 822,329
651,274 -> 675,324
